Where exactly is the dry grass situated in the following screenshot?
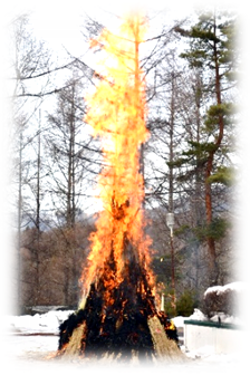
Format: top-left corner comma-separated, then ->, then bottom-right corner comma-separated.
63,322 -> 86,356
59,314 -> 186,363
147,316 -> 186,362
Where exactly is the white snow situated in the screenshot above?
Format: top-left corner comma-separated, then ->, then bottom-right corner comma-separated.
5,309 -> 74,334
171,306 -> 247,373
171,309 -> 207,328
1,307 -> 247,374
185,308 -> 207,321
174,308 -> 243,326
172,315 -> 185,327
204,281 -> 245,297
186,346 -> 249,374
209,313 -> 242,324
1,309 -> 76,373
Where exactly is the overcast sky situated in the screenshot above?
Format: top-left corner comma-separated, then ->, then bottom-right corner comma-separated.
5,1 -> 196,58
3,0 -> 193,55
0,0 -> 246,62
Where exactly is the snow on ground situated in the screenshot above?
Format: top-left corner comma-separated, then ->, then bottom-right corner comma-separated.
172,309 -> 246,365
5,309 -> 74,335
172,315 -> 185,327
173,307 -> 242,327
186,346 -> 249,374
1,308 -> 247,375
209,313 -> 243,324
183,308 -> 207,322
1,332 -> 245,375
204,280 -> 246,297
2,310 -> 72,374
171,312 -> 202,330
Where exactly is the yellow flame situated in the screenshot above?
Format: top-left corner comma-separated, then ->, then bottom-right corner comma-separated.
80,14 -> 155,300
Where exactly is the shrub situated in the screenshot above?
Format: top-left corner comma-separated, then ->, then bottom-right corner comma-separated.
176,290 -> 197,317
160,286 -> 176,317
202,289 -> 247,321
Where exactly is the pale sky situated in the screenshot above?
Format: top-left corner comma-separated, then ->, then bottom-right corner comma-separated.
3,0 -> 194,55
0,0 -> 198,199
21,1 -> 194,57
0,0 -> 243,58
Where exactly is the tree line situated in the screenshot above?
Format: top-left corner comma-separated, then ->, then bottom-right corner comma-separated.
10,10 -> 238,313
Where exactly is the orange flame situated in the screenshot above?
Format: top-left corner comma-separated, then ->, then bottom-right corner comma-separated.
80,14 -> 155,302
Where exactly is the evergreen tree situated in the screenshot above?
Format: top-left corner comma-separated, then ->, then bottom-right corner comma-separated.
174,12 -> 237,285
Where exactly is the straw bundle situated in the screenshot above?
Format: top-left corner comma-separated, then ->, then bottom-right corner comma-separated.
148,316 -> 189,366
59,322 -> 86,363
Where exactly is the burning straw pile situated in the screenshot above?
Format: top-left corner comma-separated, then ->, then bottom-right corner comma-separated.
56,14 -> 184,363
57,255 -> 181,361
52,251 -> 186,368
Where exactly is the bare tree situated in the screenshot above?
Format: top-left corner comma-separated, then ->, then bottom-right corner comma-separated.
41,73 -> 101,305
4,118 -> 33,312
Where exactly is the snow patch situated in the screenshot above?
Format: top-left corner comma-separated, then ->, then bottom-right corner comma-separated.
6,309 -> 74,334
172,309 -> 206,328
209,313 -> 242,325
172,316 -> 185,327
174,308 -> 243,327
185,308 -> 207,321
3,308 -> 246,372
204,281 -> 245,297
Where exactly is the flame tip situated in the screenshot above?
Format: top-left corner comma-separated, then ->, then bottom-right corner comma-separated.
81,15 -> 154,295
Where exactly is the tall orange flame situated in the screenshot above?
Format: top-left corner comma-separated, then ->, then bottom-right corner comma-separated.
80,14 -> 155,303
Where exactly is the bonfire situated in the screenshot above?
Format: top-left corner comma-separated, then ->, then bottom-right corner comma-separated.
57,13 -> 184,362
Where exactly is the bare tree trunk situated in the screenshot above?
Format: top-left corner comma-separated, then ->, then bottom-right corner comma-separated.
168,72 -> 175,214
17,127 -> 22,313
169,72 -> 175,308
34,110 -> 42,304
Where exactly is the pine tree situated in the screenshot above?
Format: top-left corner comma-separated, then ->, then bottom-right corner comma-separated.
174,12 -> 237,285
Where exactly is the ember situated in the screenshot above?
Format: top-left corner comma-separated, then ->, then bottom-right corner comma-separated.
57,13 -> 183,362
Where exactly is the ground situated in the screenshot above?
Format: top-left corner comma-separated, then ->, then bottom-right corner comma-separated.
1,308 -> 246,375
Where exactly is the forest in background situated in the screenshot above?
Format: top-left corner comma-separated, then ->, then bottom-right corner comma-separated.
9,9 -> 239,315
